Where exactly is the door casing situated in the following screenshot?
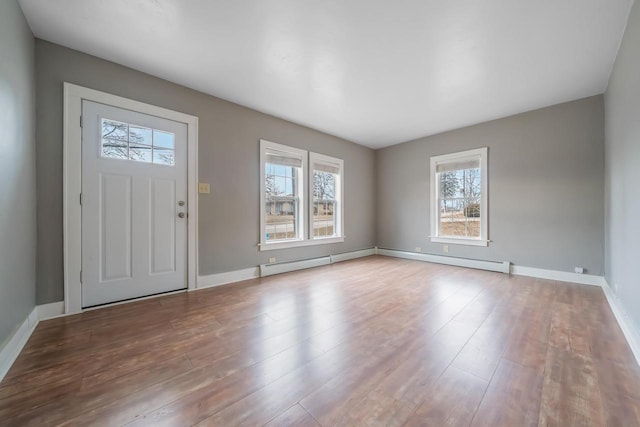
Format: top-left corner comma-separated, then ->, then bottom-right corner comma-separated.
63,83 -> 199,314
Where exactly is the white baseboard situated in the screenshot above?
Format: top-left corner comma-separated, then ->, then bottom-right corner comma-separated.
37,301 -> 66,321
601,280 -> 640,366
260,256 -> 331,277
510,265 -> 605,286
197,267 -> 260,290
259,247 -> 377,277
377,248 -> 510,273
0,306 -> 38,382
330,248 -> 376,263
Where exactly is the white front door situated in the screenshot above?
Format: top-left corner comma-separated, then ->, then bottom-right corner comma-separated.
81,100 -> 188,307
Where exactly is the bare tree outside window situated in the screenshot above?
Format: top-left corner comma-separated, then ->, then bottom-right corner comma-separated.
264,163 -> 298,241
313,171 -> 336,237
438,167 -> 481,237
101,119 -> 175,166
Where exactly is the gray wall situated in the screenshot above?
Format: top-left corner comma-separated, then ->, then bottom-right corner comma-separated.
35,40 -> 376,305
376,96 -> 605,275
0,1 -> 37,344
604,1 -> 640,331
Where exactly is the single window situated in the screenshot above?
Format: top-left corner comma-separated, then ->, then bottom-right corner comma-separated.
101,118 -> 175,166
430,147 -> 488,246
310,152 -> 343,240
261,140 -> 306,247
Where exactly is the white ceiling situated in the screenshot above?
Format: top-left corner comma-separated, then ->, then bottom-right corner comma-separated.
19,0 -> 632,148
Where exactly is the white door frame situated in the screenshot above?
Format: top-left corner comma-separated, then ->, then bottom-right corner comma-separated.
63,83 -> 199,314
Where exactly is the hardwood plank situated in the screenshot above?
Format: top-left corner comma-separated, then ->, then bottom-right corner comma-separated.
450,304 -> 521,381
404,366 -> 488,427
264,404 -> 320,427
471,358 -> 545,427
538,347 -> 605,426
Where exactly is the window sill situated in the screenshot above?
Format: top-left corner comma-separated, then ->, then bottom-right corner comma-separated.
259,236 -> 345,251
430,236 -> 489,247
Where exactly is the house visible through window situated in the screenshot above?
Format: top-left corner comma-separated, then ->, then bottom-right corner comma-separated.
430,147 -> 488,246
311,152 -> 343,240
260,140 -> 344,251
263,143 -> 305,243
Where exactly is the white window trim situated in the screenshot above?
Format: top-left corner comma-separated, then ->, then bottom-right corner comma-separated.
260,140 -> 308,251
309,152 -> 345,243
430,147 -> 489,247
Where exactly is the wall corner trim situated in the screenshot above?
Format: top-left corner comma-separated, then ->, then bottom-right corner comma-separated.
601,280 -> 640,366
38,301 -> 66,321
0,307 -> 38,382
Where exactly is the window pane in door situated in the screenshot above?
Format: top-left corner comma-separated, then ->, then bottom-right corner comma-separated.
102,119 -> 128,141
153,130 -> 175,149
129,125 -> 152,146
101,139 -> 128,160
153,148 -> 175,166
100,118 -> 176,166
129,144 -> 152,162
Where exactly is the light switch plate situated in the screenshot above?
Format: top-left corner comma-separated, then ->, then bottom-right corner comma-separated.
198,183 -> 211,194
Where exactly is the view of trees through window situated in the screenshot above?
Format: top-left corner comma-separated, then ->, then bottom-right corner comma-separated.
101,119 -> 175,166
438,167 -> 481,237
264,164 -> 339,241
264,163 -> 298,241
313,170 -> 336,237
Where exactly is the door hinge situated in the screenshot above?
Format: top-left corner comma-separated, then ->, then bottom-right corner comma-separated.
80,270 -> 83,283
79,193 -> 82,205
80,115 -> 83,128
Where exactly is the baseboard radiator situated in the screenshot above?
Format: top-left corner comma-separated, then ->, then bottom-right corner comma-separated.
376,248 -> 510,274
259,248 -> 376,277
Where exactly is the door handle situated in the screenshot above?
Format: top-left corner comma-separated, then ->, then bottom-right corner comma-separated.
178,212 -> 185,218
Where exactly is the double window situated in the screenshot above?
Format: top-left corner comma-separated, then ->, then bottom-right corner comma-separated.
260,140 -> 344,250
430,147 -> 488,246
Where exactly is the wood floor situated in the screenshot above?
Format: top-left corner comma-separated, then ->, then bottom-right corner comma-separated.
1,256 -> 639,426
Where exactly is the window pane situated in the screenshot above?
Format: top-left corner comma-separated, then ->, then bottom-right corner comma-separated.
265,161 -> 300,241
153,148 -> 175,166
129,125 -> 152,146
100,118 -> 176,166
437,168 -> 481,238
265,197 -> 298,241
129,144 -> 152,162
101,139 -> 128,159
313,170 -> 337,238
153,130 -> 175,149
102,119 -> 128,141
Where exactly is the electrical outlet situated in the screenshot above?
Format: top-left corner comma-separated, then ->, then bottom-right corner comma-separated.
269,257 -> 276,264
198,182 -> 211,194
443,245 -> 449,253
414,247 -> 421,253
574,267 -> 584,274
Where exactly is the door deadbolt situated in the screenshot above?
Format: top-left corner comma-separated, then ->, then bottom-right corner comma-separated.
178,201 -> 185,206
178,212 -> 185,218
